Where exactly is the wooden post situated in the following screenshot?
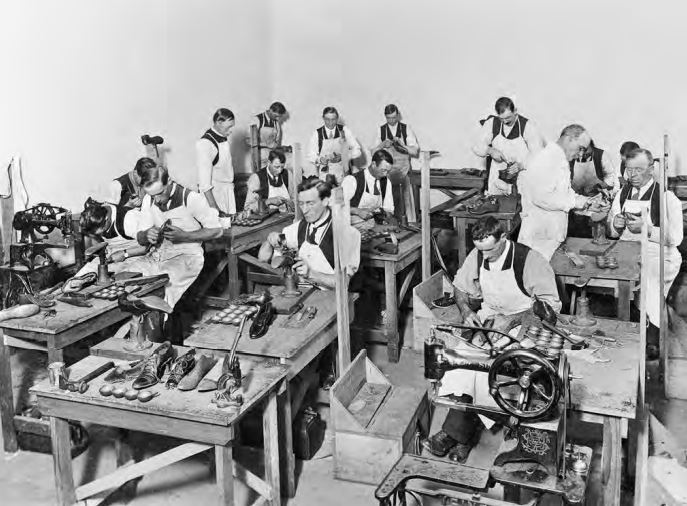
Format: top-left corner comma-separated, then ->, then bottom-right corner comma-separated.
331,187 -> 351,371
660,135 -> 668,396
291,143 -> 303,223
250,124 -> 260,173
420,151 -> 431,280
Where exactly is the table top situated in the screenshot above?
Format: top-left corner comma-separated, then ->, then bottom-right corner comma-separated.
360,229 -> 422,262
551,237 -> 641,281
229,212 -> 294,240
448,194 -> 520,219
31,353 -> 287,427
0,278 -> 167,336
408,168 -> 486,189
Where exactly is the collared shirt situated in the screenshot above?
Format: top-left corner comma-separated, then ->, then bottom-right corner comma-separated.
373,122 -> 419,150
306,125 -> 362,165
364,168 -> 394,212
472,116 -> 545,158
452,240 -> 562,313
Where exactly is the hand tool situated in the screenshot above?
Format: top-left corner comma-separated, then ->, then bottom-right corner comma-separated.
62,361 -> 115,393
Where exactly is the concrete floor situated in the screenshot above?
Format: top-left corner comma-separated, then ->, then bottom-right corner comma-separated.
3,309 -> 687,505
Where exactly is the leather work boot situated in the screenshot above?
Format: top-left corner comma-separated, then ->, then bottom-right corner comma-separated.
422,430 -> 458,457
165,349 -> 197,389
178,354 -> 217,391
132,341 -> 175,390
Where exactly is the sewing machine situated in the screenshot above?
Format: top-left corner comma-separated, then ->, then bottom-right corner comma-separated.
375,323 -> 592,506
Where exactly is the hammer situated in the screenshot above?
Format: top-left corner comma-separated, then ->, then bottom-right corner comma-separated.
61,361 -> 115,393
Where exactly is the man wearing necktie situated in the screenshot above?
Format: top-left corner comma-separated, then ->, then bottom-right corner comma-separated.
244,150 -> 293,213
344,149 -> 397,223
608,148 -> 683,359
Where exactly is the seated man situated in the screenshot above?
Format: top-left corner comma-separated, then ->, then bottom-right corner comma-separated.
243,150 -> 292,213
132,164 -> 224,308
423,216 -> 561,462
260,177 -> 360,289
343,149 -> 400,224
608,148 -> 683,359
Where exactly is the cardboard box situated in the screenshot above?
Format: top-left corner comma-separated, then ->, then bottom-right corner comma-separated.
412,271 -> 463,351
330,351 -> 429,485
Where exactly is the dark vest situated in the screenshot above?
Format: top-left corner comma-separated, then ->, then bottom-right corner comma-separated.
296,218 -> 335,271
476,241 -> 531,297
349,170 -> 390,208
380,122 -> 407,144
114,172 -> 138,208
618,181 -> 660,225
257,112 -> 277,130
317,125 -> 345,154
479,115 -> 529,180
569,146 -> 605,181
200,129 -> 228,166
156,182 -> 193,213
256,169 -> 290,200
101,204 -> 134,241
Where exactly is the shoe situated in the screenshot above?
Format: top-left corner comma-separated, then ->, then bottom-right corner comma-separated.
468,196 -> 499,215
118,294 -> 173,316
132,341 -> 175,390
178,354 -> 217,391
448,442 -> 474,463
166,349 -> 196,389
421,430 -> 458,457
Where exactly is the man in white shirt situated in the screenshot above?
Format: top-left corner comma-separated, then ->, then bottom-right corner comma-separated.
371,104 -> 419,174
252,101 -> 287,169
343,149 -> 398,223
133,165 -> 224,308
244,150 -> 292,213
608,148 -> 683,359
306,106 -> 362,182
473,97 -> 545,195
196,108 -> 236,216
518,124 -> 592,260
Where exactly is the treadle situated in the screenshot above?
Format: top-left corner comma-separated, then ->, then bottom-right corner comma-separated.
375,454 -> 489,502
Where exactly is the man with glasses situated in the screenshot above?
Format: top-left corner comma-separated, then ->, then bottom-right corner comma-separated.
424,216 -> 561,461
608,148 -> 683,359
518,124 -> 592,260
260,177 -> 361,289
473,97 -> 545,195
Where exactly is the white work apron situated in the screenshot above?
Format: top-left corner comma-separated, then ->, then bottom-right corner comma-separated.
298,240 -> 334,276
487,119 -> 529,196
621,194 -> 681,326
319,135 -> 347,184
213,140 -> 236,214
259,122 -> 281,168
571,160 -> 601,194
267,181 -> 291,213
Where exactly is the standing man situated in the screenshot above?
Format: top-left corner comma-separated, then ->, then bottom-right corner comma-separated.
244,150 -> 292,213
569,139 -> 619,195
197,108 -> 236,216
608,148 -> 683,359
371,104 -> 420,174
134,164 -> 224,308
343,149 -> 399,222
307,106 -> 362,182
473,97 -> 545,195
105,157 -> 152,208
253,101 -> 287,169
518,124 -> 591,260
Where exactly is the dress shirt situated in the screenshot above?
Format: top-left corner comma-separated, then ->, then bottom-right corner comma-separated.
374,122 -> 419,150
306,125 -> 362,165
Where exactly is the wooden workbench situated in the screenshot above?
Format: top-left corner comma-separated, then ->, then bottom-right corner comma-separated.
0,277 -> 167,454
358,230 -> 422,363
32,353 -> 287,506
550,237 -> 641,320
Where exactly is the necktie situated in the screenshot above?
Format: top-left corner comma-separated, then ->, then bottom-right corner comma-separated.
268,173 -> 282,187
373,180 -> 380,196
307,213 -> 331,244
631,189 -> 640,200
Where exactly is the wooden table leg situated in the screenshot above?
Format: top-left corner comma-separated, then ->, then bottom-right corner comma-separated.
227,253 -> 240,299
0,328 -> 18,453
454,217 -> 467,267
384,261 -> 400,363
47,344 -> 64,364
263,389 -> 280,505
601,416 -> 622,506
50,417 -> 76,506
617,281 -> 631,321
215,444 -> 234,505
278,384 -> 296,498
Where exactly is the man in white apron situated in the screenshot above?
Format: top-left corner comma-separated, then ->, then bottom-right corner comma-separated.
371,104 -> 420,174
253,102 -> 286,169
423,216 -> 561,462
343,149 -> 398,227
608,148 -> 683,359
133,165 -> 224,309
196,108 -> 236,216
244,150 -> 292,213
261,177 -> 360,289
569,140 -> 619,196
518,124 -> 592,260
306,106 -> 362,183
473,97 -> 545,196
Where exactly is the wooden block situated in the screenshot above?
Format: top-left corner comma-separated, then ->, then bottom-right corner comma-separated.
348,383 -> 391,429
412,271 -> 461,351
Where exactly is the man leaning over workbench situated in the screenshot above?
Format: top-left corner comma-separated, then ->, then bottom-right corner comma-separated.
423,216 -> 561,462
607,148 -> 683,360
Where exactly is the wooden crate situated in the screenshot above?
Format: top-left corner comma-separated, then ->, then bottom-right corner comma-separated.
330,350 -> 429,485
412,271 -> 463,351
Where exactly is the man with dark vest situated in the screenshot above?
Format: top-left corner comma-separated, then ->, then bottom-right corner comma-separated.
371,104 -> 419,174
244,150 -> 292,213
252,102 -> 287,169
306,106 -> 362,182
608,148 -> 683,359
343,149 -> 399,222
196,108 -> 236,216
260,177 -> 360,289
569,139 -> 619,195
423,216 -> 561,462
473,97 -> 545,195
105,157 -> 152,208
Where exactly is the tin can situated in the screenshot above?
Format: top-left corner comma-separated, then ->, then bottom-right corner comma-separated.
48,362 -> 65,388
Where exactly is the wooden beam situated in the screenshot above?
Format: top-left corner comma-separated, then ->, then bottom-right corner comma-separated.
262,390 -> 280,505
3,334 -> 47,352
331,187 -> 351,371
250,124 -> 260,173
0,328 -> 18,453
51,417 -> 77,505
420,151 -> 431,280
634,404 -> 649,506
292,143 -> 303,222
660,135 -> 668,396
216,445 -> 234,505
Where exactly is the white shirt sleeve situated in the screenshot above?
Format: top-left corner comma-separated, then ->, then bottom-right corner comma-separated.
405,124 -> 419,148
651,191 -> 684,247
106,180 -> 122,205
196,138 -> 216,193
187,190 -> 222,229
601,151 -> 620,193
522,120 -> 546,154
525,152 -> 578,212
341,175 -> 357,202
123,209 -> 143,237
283,221 -> 299,249
342,225 -> 361,275
137,195 -> 155,231
307,130 -> 321,165
343,126 -> 362,160
472,117 -> 495,158
244,173 -> 261,212
607,190 -> 623,238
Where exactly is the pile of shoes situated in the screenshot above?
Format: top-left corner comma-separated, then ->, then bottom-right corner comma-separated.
467,195 -> 499,215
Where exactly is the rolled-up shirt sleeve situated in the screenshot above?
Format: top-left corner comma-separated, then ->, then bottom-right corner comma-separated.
137,195 -> 155,231
244,173 -> 262,212
106,180 -> 122,205
341,225 -> 361,276
452,249 -> 482,299
406,124 -> 419,149
343,126 -> 362,160
523,120 -> 546,154
522,249 -> 562,312
187,191 -> 222,228
307,131 -> 320,165
472,118 -> 494,158
196,139 -> 216,193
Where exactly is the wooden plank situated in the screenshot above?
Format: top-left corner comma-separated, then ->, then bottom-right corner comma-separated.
250,124 -> 260,173
216,445 -> 234,506
278,386 -> 296,497
384,261 -> 400,362
331,350 -> 369,413
420,151 -> 431,280
634,404 -> 649,506
660,136 -> 668,397
430,188 -> 479,215
4,334 -> 48,352
262,390 -> 280,505
291,143 -> 303,222
51,417 -> 77,506
348,383 -> 391,429
76,442 -> 210,501
602,416 -> 622,506
0,328 -> 18,453
332,186 -> 351,371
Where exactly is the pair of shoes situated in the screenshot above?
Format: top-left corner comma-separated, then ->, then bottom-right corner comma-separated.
132,342 -> 175,390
